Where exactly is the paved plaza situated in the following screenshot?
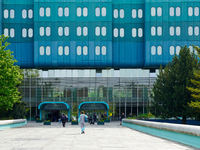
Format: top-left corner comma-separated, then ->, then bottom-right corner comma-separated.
0,122 -> 197,150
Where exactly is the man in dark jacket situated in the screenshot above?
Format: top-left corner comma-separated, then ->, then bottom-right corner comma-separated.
61,113 -> 67,127
120,113 -> 125,125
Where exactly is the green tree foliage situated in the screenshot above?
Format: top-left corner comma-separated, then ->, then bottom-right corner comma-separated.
0,35 -> 23,111
20,69 -> 39,78
150,46 -> 199,124
187,46 -> 200,117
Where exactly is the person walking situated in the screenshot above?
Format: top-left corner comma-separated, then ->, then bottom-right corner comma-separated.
79,111 -> 88,134
120,113 -> 125,125
61,113 -> 67,127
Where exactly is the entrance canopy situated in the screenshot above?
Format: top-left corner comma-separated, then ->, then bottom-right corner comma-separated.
38,102 -> 70,121
78,101 -> 109,116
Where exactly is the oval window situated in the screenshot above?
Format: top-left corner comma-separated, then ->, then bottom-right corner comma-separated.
28,28 -> 33,38
176,26 -> 181,36
188,26 -> 193,36
77,46 -> 81,55
132,28 -> 137,37
120,28 -> 124,37
95,27 -> 100,36
58,7 -> 63,17
102,46 -> 106,55
39,7 -> 44,17
151,26 -> 156,36
157,7 -> 162,16
83,7 -> 88,17
77,27 -> 81,36
157,46 -> 162,55
170,46 -> 174,55
176,7 -> 181,16
114,9 -> 118,18
102,26 -> 106,36
64,27 -> 69,36
10,9 -> 15,19
195,26 -> 199,36
46,27 -> 51,36
151,46 -> 156,55
4,9 -> 9,19
83,27 -> 88,36
102,7 -> 106,17
65,46 -> 69,55
9,29 -> 14,38
4,28 -> 9,37
170,26 -> 174,36
138,9 -> 143,18
120,9 -> 124,18
58,46 -> 63,55
83,46 -> 88,55
22,28 -> 27,38
138,28 -> 143,37
151,7 -> 156,16
132,9 -> 136,18
195,7 -> 199,16
95,46 -> 100,55
22,9 -> 27,19
96,7 -> 100,17
46,7 -> 51,17
77,7 -> 81,17
46,46 -> 51,55
169,7 -> 174,16
28,9 -> 33,18
188,7 -> 193,16
40,46 -> 44,55
40,27 -> 44,36
64,7 -> 69,17
58,27 -> 63,36
176,46 -> 181,55
157,26 -> 162,36
114,28 -> 118,37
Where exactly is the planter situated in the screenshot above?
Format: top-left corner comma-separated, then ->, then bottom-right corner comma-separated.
43,122 -> 51,125
97,122 -> 104,125
71,121 -> 78,125
104,120 -> 110,123
36,120 -> 43,123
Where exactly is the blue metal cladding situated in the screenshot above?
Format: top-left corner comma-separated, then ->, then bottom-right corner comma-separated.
144,0 -> 200,67
2,0 -> 34,68
2,0 -> 200,68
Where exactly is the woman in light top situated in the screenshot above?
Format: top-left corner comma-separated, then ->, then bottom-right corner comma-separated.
79,111 -> 88,134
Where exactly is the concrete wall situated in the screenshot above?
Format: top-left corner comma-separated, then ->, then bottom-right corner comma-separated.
123,119 -> 200,136
0,119 -> 27,130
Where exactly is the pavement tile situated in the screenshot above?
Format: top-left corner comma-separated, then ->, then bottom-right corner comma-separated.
0,121 -> 196,150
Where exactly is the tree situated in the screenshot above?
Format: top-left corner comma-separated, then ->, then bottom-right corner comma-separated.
187,46 -> 200,119
0,35 -> 23,112
150,46 -> 199,124
20,69 -> 39,78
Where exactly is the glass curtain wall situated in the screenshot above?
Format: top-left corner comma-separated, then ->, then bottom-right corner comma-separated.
19,69 -> 157,121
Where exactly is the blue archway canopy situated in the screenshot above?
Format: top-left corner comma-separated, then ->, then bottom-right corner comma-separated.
38,102 -> 70,110
78,101 -> 109,116
38,102 -> 70,121
78,101 -> 109,110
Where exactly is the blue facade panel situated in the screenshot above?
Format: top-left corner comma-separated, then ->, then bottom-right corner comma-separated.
2,0 -> 200,69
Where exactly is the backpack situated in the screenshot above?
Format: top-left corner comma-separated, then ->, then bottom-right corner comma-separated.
61,115 -> 66,121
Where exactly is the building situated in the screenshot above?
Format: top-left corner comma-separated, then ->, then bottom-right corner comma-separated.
19,69 -> 157,120
2,0 -> 199,120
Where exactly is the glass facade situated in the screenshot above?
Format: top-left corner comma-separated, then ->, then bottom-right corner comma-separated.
19,69 -> 157,121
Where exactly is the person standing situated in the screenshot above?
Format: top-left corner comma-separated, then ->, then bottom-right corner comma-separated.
79,111 -> 88,134
120,113 -> 125,125
61,113 -> 67,127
